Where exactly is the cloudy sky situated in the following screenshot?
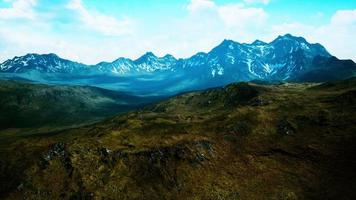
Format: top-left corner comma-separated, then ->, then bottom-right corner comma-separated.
0,0 -> 355,64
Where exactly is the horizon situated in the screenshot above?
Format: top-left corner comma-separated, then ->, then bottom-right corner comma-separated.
1,0 -> 356,64
0,33 -> 342,65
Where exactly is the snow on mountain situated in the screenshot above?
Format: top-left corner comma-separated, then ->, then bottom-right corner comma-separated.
134,52 -> 177,72
1,34 -> 354,95
0,34 -> 338,82
95,53 -> 178,75
0,53 -> 88,73
96,58 -> 136,74
177,34 -> 332,81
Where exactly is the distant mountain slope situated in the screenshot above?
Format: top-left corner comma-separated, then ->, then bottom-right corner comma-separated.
0,53 -> 89,73
0,34 -> 355,94
96,53 -> 178,75
181,34 -> 331,81
294,56 -> 356,82
0,80 -> 159,129
1,78 -> 355,199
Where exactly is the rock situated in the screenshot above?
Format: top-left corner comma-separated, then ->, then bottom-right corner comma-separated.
97,147 -> 116,167
39,142 -> 73,174
112,140 -> 214,188
16,183 -> 23,191
249,96 -> 268,106
277,120 -> 296,135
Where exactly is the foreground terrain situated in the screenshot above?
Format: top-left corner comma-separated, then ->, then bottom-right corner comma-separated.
1,78 -> 356,199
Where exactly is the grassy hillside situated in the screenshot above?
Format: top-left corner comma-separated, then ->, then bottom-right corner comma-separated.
1,78 -> 356,199
0,80 -> 160,130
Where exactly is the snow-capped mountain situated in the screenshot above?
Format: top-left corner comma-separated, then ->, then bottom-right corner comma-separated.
0,34 -> 355,95
1,34 -> 332,78
96,52 -> 178,75
134,52 -> 178,72
0,53 -> 88,73
96,58 -> 136,75
179,34 -> 332,82
0,34 -> 335,78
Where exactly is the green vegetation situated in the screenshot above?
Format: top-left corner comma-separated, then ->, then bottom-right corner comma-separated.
0,80 -> 160,133
1,78 -> 356,199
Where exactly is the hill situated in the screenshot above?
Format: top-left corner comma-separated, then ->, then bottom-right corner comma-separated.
0,80 -> 160,130
0,78 -> 355,199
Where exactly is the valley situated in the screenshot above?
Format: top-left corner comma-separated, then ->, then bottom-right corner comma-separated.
0,80 -> 162,143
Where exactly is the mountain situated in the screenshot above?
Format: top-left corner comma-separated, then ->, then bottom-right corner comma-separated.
0,53 -> 89,73
179,34 -> 331,82
96,52 -> 178,75
0,80 -> 161,130
0,34 -> 355,94
295,56 -> 356,82
1,78 -> 356,199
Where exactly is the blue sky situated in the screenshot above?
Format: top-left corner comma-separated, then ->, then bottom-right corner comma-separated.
0,0 -> 355,64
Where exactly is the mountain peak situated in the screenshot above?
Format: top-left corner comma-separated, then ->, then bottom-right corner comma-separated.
274,34 -> 308,43
251,40 -> 267,46
23,53 -> 59,59
143,52 -> 157,58
220,39 -> 238,46
213,39 -> 240,52
162,54 -> 177,60
278,33 -> 296,39
44,53 -> 60,58
135,52 -> 158,63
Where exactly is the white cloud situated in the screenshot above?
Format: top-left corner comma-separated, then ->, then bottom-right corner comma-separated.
217,4 -> 267,28
243,0 -> 270,5
187,0 -> 215,12
270,9 -> 356,61
330,9 -> 356,25
0,23 -> 142,64
67,0 -> 133,36
0,0 -> 137,64
187,0 -> 267,28
0,0 -> 37,19
317,10 -> 356,61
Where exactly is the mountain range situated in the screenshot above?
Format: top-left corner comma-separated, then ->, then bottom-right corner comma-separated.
1,34 -> 355,95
